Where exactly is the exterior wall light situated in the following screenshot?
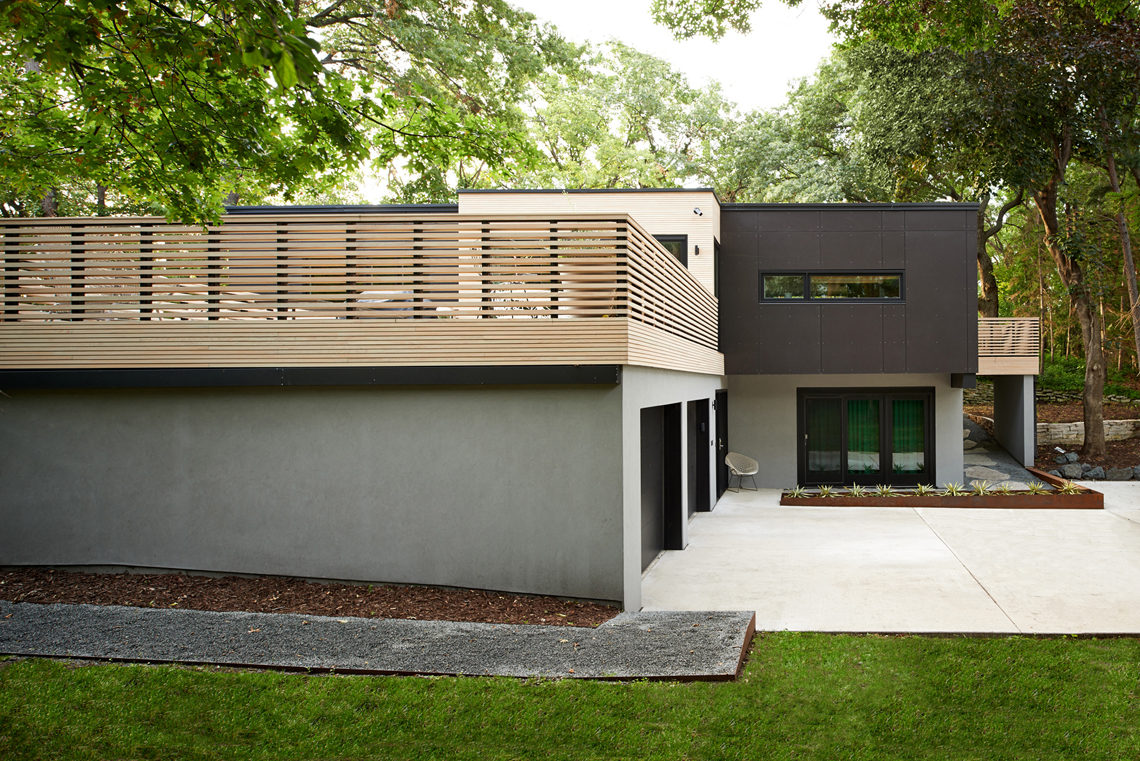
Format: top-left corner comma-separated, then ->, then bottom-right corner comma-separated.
693,207 -> 703,216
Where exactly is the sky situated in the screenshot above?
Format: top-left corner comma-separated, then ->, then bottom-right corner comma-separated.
510,0 -> 839,113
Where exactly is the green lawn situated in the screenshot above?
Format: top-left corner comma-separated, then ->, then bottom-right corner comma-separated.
2,633 -> 1138,760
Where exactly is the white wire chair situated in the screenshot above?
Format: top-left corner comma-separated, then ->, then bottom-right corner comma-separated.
725,452 -> 760,492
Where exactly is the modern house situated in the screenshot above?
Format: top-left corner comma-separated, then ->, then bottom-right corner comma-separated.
0,189 -> 1039,610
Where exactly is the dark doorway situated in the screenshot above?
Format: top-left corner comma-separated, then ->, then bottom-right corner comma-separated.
641,403 -> 684,572
689,399 -> 711,512
715,390 -> 728,499
640,407 -> 663,571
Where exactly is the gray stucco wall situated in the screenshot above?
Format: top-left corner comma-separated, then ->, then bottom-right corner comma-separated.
993,375 -> 1036,466
620,366 -> 726,611
0,384 -> 625,603
725,373 -> 964,489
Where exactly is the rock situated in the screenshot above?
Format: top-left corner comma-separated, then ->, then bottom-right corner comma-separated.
1107,467 -> 1132,481
963,428 -> 970,439
1048,470 -> 1062,477
964,440 -> 977,450
1054,454 -> 1068,464
1065,452 -> 1080,463
1134,465 -> 1140,479
1086,466 -> 1105,480
1060,463 -> 1083,479
1081,462 -> 1093,472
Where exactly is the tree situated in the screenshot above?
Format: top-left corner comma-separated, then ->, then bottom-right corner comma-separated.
651,0 -> 761,39
0,0 -> 579,220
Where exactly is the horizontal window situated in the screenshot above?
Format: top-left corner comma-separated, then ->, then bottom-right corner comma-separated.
761,272 -> 903,301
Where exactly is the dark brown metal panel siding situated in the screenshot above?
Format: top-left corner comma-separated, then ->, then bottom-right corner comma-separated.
821,305 -> 884,373
883,305 -> 907,372
883,211 -> 905,231
820,209 -> 882,232
719,231 -> 760,374
721,209 -> 756,235
757,210 -> 820,231
820,231 -> 884,269
904,230 -> 970,372
759,232 -> 820,269
966,223 -> 979,372
757,305 -> 821,373
882,231 -> 906,269
905,209 -> 969,231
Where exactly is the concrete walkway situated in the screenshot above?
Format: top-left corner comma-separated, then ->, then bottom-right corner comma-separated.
643,485 -> 1140,634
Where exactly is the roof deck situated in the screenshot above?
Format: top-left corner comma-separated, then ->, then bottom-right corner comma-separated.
0,213 -> 723,376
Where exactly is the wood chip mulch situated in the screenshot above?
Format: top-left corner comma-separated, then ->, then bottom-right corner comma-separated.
1035,438 -> 1140,472
965,403 -> 1140,424
0,569 -> 618,628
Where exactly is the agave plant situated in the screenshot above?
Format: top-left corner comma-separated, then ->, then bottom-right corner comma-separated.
993,483 -> 1014,495
873,484 -> 896,497
817,485 -> 838,498
1026,481 -> 1048,494
941,482 -> 967,496
1057,481 -> 1081,495
968,480 -> 991,496
787,485 -> 810,499
847,484 -> 868,498
913,483 -> 936,496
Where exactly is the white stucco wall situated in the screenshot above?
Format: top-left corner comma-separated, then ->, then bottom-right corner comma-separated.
725,374 -> 964,489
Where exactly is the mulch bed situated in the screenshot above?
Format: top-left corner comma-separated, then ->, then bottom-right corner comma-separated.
1035,438 -> 1140,472
0,569 -> 618,628
965,402 -> 1140,424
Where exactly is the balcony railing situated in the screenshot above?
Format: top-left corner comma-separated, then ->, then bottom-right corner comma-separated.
0,213 -> 722,375
978,317 -> 1040,375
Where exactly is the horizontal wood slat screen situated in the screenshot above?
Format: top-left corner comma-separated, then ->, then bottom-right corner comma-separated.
978,317 -> 1040,375
0,213 -> 721,374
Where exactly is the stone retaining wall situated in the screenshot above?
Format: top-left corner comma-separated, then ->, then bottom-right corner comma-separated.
964,381 -> 1140,407
1037,419 -> 1140,446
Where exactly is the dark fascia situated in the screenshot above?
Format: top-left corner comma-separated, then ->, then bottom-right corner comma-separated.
0,365 -> 622,390
224,204 -> 459,214
723,202 -> 980,211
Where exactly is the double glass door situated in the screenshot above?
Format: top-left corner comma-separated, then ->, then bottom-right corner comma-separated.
798,389 -> 934,487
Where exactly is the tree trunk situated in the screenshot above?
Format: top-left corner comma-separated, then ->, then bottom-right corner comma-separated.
977,196 -> 999,317
96,185 -> 107,215
224,191 -> 240,206
1103,139 -> 1140,374
40,188 -> 58,217
1034,182 -> 1107,459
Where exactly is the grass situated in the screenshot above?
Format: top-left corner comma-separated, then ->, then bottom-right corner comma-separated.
3,635 -> 1140,760
1038,356 -> 1140,399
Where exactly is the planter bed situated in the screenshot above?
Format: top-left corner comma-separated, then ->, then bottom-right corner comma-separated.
779,468 -> 1103,509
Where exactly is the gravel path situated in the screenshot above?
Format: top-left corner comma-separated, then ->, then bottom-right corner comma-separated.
0,601 -> 755,681
963,415 -> 1044,488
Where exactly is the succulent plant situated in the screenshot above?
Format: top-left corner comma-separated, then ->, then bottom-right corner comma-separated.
941,482 -> 967,496
817,485 -> 838,498
968,480 -> 991,496
787,485 -> 810,499
993,483 -> 1014,495
873,484 -> 896,497
847,484 -> 868,497
1057,481 -> 1081,495
913,483 -> 936,496
1027,481 -> 1048,494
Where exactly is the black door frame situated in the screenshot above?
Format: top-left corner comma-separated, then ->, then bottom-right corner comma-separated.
796,387 -> 936,487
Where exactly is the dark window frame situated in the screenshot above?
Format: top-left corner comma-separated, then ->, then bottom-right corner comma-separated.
796,387 -> 935,487
760,270 -> 905,302
654,234 -> 688,267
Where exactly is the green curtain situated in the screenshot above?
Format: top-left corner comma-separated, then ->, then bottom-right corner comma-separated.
892,399 -> 925,474
846,400 -> 880,474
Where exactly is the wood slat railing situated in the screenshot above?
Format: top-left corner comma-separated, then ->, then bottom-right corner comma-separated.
0,213 -> 723,374
978,317 -> 1040,375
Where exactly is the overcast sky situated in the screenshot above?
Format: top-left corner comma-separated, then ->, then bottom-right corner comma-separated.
510,0 -> 838,113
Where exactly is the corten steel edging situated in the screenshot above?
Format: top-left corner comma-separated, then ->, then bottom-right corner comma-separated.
779,492 -> 1103,509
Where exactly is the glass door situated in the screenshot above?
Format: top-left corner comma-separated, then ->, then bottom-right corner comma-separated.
798,389 -> 934,487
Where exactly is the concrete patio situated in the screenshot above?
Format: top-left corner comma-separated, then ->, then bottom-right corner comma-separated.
642,484 -> 1140,634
